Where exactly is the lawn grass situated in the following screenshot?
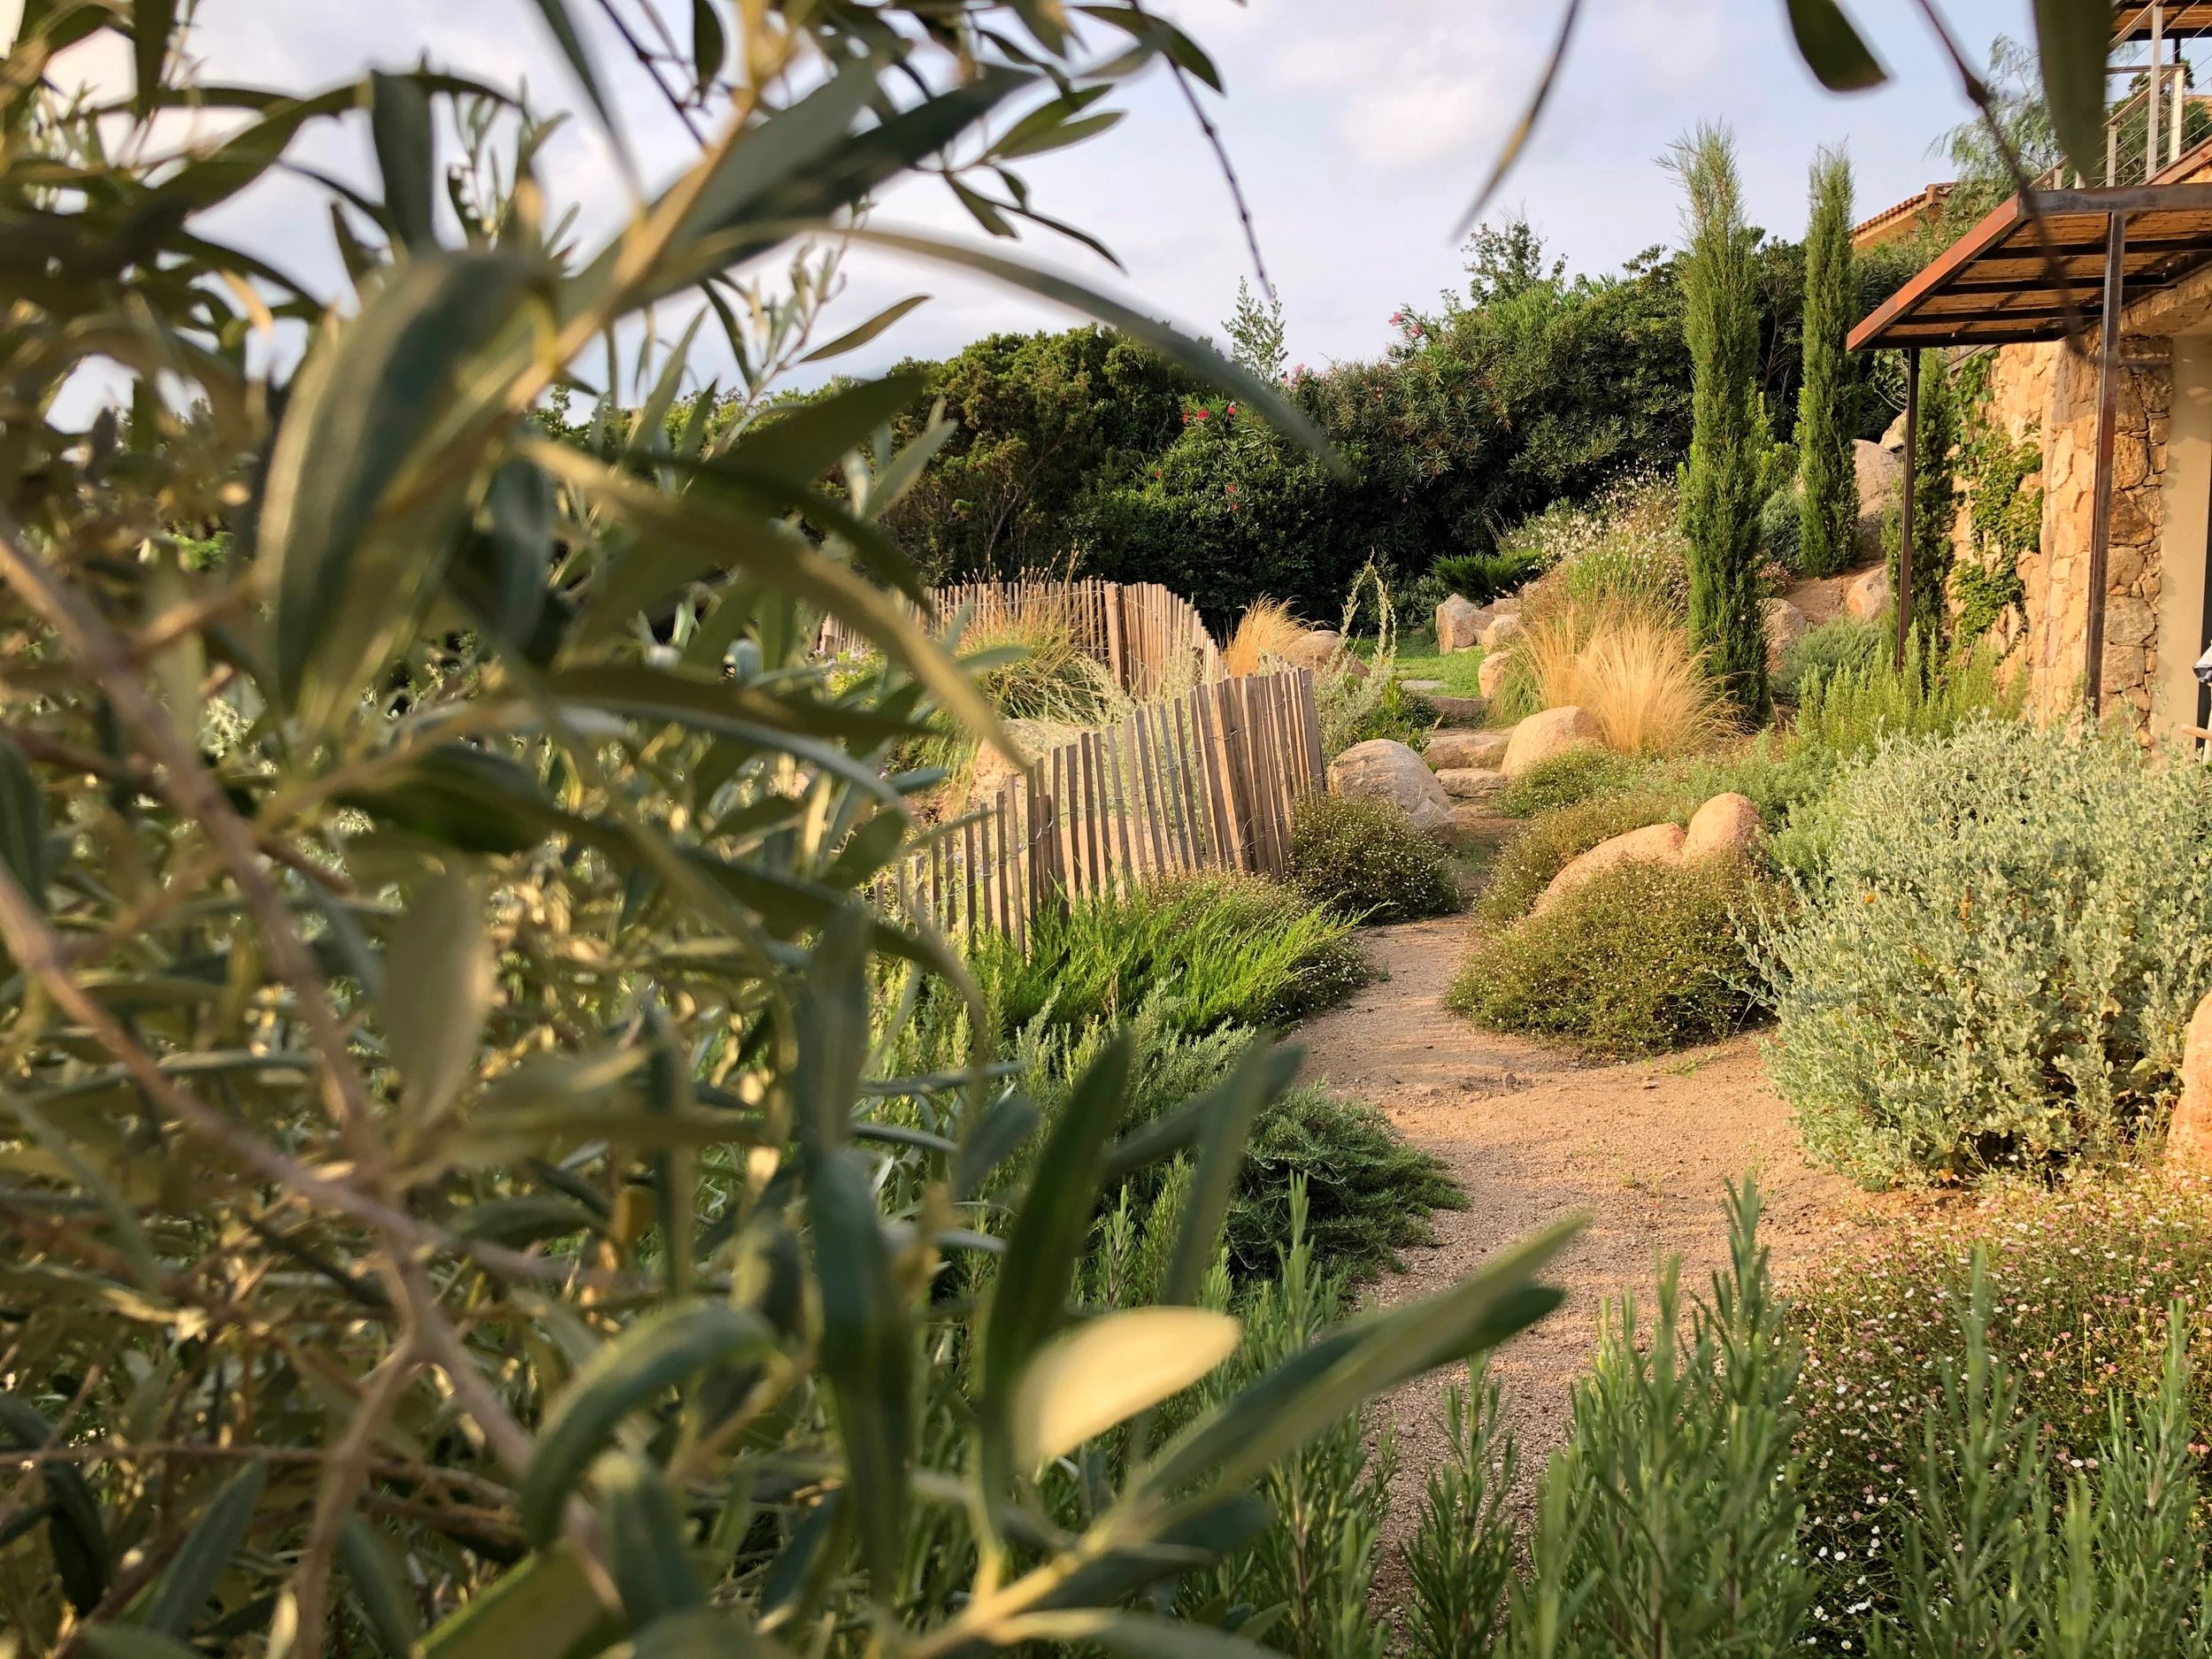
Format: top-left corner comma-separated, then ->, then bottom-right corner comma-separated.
1353,628 -> 1487,696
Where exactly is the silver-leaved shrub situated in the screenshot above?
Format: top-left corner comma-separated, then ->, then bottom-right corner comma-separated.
1758,716 -> 2212,1186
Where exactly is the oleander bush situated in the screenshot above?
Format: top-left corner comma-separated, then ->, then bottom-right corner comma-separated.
1759,718 -> 2212,1187
1454,855 -> 1768,1056
1288,793 -> 1463,924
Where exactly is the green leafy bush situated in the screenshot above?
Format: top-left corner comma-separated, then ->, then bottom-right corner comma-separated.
1289,793 -> 1463,923
1759,718 -> 2212,1187
1454,855 -> 1768,1056
1025,1010 -> 1461,1285
1759,483 -> 1804,571
977,873 -> 1369,1037
1231,1086 -> 1466,1279
1789,625 -> 2018,761
1433,545 -> 1542,605
1475,793 -> 1678,925
1495,745 -> 1651,817
1774,611 -> 1882,703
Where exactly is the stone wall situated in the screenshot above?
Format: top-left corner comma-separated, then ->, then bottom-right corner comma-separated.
1955,333 -> 2170,731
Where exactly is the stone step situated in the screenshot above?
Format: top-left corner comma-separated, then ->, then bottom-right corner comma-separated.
1425,693 -> 1489,726
1425,729 -> 1509,771
1436,766 -> 1507,804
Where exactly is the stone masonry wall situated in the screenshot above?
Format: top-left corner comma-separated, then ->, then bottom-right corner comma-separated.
1961,334 -> 2170,730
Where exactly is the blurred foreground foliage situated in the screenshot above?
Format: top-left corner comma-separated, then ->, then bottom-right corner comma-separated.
0,4 -> 1571,1655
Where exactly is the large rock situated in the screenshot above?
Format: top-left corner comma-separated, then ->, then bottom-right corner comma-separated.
1763,597 -> 1809,665
1536,822 -> 1686,913
1879,411 -> 1908,452
1480,611 -> 1525,651
1435,767 -> 1507,805
1425,729 -> 1510,771
1281,628 -> 1339,672
1284,628 -> 1370,680
1327,739 -> 1455,841
1502,705 -> 1602,777
1427,694 -> 1488,726
1436,595 -> 1491,654
1855,440 -> 1902,561
1844,565 -> 1892,622
1684,792 -> 1763,859
1477,650 -> 1517,699
2170,994 -> 2212,1171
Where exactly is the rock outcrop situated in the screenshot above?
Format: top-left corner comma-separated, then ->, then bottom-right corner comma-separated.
1436,595 -> 1490,654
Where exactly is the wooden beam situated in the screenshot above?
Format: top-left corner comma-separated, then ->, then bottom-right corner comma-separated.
1899,350 -> 1918,672
2087,211 -> 2130,718
2018,184 -> 2212,215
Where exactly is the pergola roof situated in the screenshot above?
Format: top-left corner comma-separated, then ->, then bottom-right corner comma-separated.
2114,4 -> 2212,40
1846,182 -> 2212,350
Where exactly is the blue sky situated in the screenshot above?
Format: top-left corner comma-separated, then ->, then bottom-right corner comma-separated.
19,0 -> 2150,395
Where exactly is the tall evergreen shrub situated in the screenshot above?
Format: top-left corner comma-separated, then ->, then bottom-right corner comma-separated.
1797,149 -> 1860,577
1672,125 -> 1770,720
1886,348 -> 1960,645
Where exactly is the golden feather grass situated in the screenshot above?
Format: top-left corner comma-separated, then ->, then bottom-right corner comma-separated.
1222,597 -> 1305,678
1520,597 -> 1728,757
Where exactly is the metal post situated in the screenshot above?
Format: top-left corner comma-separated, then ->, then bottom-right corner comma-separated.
2173,31 -> 2187,165
2150,4 -> 2166,180
2086,211 -> 2130,718
1898,349 -> 1918,671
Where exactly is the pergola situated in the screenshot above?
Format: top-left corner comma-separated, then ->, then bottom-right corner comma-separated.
1846,182 -> 2212,711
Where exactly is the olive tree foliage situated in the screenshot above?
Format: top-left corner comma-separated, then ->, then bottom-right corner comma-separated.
1795,149 -> 1858,580
0,4 -> 1575,1657
1670,124 -> 1769,722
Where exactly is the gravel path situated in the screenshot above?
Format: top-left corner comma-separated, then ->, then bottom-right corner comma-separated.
1293,908 -> 1874,1601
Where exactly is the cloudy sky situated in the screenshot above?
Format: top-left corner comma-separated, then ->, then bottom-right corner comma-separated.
25,0 -> 2154,395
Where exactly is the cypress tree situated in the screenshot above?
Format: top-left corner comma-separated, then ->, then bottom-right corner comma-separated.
1671,125 -> 1769,721
1887,349 -> 1959,648
1798,148 -> 1860,578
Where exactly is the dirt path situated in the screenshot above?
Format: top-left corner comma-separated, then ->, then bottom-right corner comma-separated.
1294,910 -> 1874,1594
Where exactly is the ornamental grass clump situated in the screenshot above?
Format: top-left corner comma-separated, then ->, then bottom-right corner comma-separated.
1508,597 -> 1728,759
974,872 -> 1368,1037
1287,793 -> 1462,924
1758,718 -> 2212,1187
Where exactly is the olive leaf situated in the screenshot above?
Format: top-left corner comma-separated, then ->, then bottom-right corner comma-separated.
2036,0 -> 2114,180
1784,0 -> 1887,92
378,864 -> 494,1123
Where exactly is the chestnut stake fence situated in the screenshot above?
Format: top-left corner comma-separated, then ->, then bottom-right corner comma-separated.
881,666 -> 1326,944
817,577 -> 1222,698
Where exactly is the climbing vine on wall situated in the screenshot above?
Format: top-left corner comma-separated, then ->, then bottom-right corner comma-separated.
1949,352 -> 2037,647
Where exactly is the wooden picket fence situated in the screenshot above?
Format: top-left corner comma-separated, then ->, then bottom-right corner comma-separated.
817,577 -> 1222,699
879,667 -> 1326,945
